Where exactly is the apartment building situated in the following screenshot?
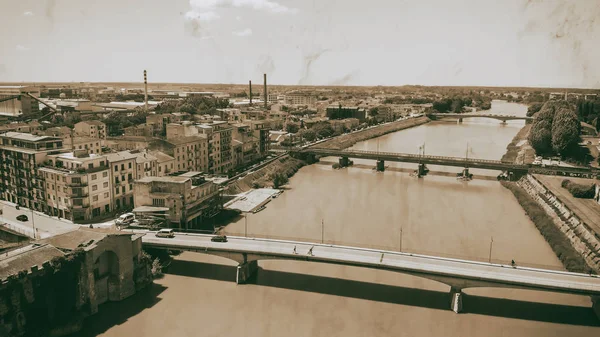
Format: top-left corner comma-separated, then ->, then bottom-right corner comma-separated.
0,132 -> 64,211
149,150 -> 175,176
133,150 -> 158,179
74,120 -> 107,139
64,136 -> 104,154
246,120 -> 271,157
106,151 -> 138,210
197,121 -> 233,175
284,91 -> 317,106
133,174 -> 221,229
169,135 -> 209,173
231,123 -> 260,167
39,150 -> 112,221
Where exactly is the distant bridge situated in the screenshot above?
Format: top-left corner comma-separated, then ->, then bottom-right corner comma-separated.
429,113 -> 533,122
294,148 -> 599,179
141,232 -> 600,317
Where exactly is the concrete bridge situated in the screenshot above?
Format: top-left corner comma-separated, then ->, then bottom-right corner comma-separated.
141,232 -> 600,317
296,148 -> 599,179
429,113 -> 533,123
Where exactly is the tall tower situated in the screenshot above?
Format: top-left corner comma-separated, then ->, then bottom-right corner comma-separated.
144,70 -> 148,112
263,73 -> 268,109
249,80 -> 253,105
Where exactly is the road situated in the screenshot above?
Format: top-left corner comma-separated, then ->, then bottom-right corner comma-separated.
141,232 -> 600,297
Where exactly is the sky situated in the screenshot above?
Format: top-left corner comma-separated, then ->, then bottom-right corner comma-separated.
1,0 -> 599,88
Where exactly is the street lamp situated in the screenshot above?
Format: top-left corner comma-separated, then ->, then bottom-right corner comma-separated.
244,212 -> 248,237
488,236 -> 494,263
399,226 -> 403,252
321,219 -> 324,244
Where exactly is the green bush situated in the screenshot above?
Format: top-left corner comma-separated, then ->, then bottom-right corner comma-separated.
561,179 -> 595,198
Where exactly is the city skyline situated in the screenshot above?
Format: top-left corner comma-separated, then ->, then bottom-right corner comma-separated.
1,0 -> 600,88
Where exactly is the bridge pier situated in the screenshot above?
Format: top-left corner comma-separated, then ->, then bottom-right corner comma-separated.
376,160 -> 385,172
458,168 -> 472,180
593,296 -> 600,321
450,287 -> 463,313
236,260 -> 258,284
417,163 -> 429,177
458,118 -> 463,123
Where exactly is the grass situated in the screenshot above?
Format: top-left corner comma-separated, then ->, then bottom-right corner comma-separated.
501,181 -> 591,273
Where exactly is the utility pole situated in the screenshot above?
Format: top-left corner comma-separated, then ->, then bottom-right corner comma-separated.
31,208 -> 37,240
488,236 -> 494,263
321,219 -> 324,244
399,226 -> 403,252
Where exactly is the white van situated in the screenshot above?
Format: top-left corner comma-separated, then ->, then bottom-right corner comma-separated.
155,228 -> 175,238
115,213 -> 135,226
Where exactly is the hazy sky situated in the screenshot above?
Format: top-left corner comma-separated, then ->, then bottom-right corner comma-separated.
1,0 -> 599,88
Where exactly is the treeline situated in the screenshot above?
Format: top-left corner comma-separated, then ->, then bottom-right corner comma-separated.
383,96 -> 434,104
114,93 -> 154,102
103,111 -> 149,136
155,96 -> 231,115
431,94 -> 491,113
576,99 -> 600,131
528,101 -> 581,157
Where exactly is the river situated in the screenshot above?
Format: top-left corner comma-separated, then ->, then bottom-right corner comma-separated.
82,101 -> 600,336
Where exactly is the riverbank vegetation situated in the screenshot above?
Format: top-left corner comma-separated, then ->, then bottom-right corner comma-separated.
528,100 -> 583,160
501,181 -> 589,273
561,179 -> 596,199
225,156 -> 307,194
501,124 -> 535,164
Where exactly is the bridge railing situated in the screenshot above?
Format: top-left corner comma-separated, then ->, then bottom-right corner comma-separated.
217,230 -> 573,272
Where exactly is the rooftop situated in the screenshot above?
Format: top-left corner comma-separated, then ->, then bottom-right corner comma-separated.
148,150 -> 175,163
0,132 -> 60,142
137,176 -> 189,184
77,120 -> 105,126
0,244 -> 65,280
168,135 -> 207,145
106,151 -> 138,162
40,228 -> 128,251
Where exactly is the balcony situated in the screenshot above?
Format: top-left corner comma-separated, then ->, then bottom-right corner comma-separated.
68,181 -> 88,187
71,192 -> 89,198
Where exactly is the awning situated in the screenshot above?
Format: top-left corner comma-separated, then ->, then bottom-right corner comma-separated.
132,206 -> 170,213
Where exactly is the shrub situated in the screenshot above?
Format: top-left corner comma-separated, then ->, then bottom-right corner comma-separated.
562,179 -> 595,198
151,258 -> 163,278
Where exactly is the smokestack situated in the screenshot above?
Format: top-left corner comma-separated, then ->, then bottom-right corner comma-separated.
144,70 -> 148,112
264,73 -> 268,109
249,80 -> 253,105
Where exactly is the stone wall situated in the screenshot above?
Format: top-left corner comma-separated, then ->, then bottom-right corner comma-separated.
517,175 -> 600,272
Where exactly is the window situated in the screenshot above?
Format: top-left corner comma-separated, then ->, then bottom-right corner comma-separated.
103,172 -> 108,177
103,182 -> 108,188
152,198 -> 165,207
129,184 -> 133,191
58,197 -> 61,202
63,187 -> 67,193
91,174 -> 97,180
128,173 -> 132,181
115,188 -> 119,195
121,175 -> 125,181
121,164 -> 124,170
91,185 -> 97,191
114,165 -> 118,172
93,195 -> 98,201
128,162 -> 132,169
104,192 -> 109,198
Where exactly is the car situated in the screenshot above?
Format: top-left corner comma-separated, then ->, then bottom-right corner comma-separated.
211,235 -> 228,243
155,228 -> 175,238
16,214 -> 28,222
115,213 -> 135,226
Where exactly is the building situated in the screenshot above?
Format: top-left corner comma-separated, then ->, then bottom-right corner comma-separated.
64,136 -> 104,154
284,91 -> 317,106
166,135 -> 209,173
124,124 -> 153,137
106,151 -> 138,211
40,126 -> 72,138
39,150 -> 112,221
0,132 -> 64,211
105,136 -> 153,151
217,108 -> 244,122
133,175 -> 221,229
326,105 -> 367,122
133,150 -> 158,179
146,113 -> 172,136
0,86 -> 41,117
149,150 -> 175,176
74,120 -> 107,139
231,123 -> 260,168
246,120 -> 270,157
197,121 -> 233,175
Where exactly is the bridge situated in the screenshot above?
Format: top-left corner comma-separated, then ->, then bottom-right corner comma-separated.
429,113 -> 533,122
141,232 -> 600,317
295,148 -> 599,179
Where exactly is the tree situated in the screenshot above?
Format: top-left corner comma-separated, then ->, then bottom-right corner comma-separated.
551,108 -> 580,155
298,129 -> 316,141
527,102 -> 544,117
528,119 -> 553,154
272,173 -> 289,188
286,123 -> 300,134
369,107 -> 379,117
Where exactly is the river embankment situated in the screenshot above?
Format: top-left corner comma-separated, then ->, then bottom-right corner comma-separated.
315,116 -> 430,150
224,155 -> 307,194
501,123 -> 535,164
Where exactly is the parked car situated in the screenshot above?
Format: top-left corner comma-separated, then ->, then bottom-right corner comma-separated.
211,235 -> 228,243
155,228 -> 175,238
16,214 -> 28,222
115,213 -> 135,226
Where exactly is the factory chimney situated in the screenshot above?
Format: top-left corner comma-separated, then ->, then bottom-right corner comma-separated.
264,73 -> 268,109
249,80 -> 253,105
144,70 -> 148,112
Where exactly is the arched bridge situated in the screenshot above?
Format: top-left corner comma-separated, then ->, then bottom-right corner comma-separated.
429,113 -> 533,122
141,232 -> 600,317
